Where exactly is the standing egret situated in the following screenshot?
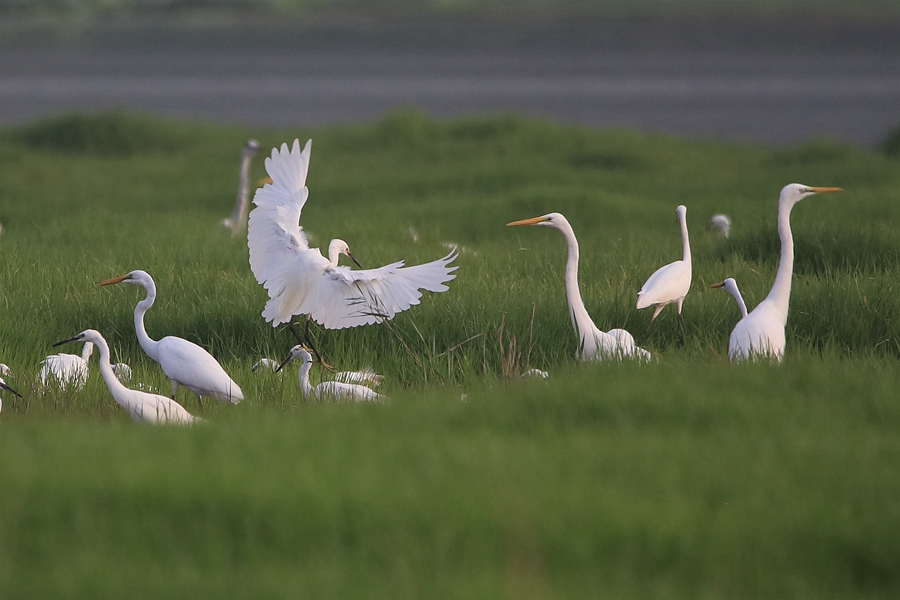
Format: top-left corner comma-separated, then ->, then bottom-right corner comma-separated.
54,330 -> 199,425
276,345 -> 387,402
38,341 -> 93,390
726,183 -> 842,362
708,214 -> 732,238
223,139 -> 261,234
99,270 -> 243,406
507,213 -> 650,361
247,139 -> 458,330
711,278 -> 748,318
636,205 -> 692,337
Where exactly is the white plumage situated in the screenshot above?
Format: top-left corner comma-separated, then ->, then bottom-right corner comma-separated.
54,330 -> 199,425
247,139 -> 458,328
636,205 -> 692,327
711,278 -> 748,318
277,345 -> 387,402
725,183 -> 842,362
708,213 -> 732,238
38,341 -> 93,390
99,270 -> 243,406
507,213 -> 650,362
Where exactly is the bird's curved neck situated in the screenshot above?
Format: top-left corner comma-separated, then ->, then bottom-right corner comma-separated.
766,198 -> 795,319
557,221 -> 598,357
679,214 -> 692,266
134,282 -> 161,361
93,336 -> 130,399
731,286 -> 749,318
80,342 -> 94,362
327,243 -> 340,267
297,361 -> 315,397
229,150 -> 254,229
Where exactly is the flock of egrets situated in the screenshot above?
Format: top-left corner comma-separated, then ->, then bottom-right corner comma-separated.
0,137 -> 842,424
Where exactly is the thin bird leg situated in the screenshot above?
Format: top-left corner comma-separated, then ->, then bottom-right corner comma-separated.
294,316 -> 334,372
196,394 -> 205,411
645,305 -> 665,332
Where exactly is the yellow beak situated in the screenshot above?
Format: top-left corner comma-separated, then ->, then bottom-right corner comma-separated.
97,275 -> 129,287
710,282 -> 724,289
507,216 -> 548,227
810,187 -> 844,194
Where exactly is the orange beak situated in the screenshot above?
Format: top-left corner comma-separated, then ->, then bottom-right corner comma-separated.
507,216 -> 549,227
810,187 -> 844,194
710,282 -> 724,289
97,275 -> 129,287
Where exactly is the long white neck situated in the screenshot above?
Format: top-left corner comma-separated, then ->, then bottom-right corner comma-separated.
327,242 -> 341,267
80,342 -> 94,362
555,218 -> 599,357
679,212 -> 691,267
297,359 -> 315,397
92,335 -> 132,406
134,281 -> 161,362
229,149 -> 254,232
729,285 -> 749,318
765,197 -> 795,321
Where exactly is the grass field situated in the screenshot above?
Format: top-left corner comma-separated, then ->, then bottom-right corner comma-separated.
1,111 -> 899,598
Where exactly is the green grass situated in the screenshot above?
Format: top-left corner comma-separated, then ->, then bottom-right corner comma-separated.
1,111 -> 899,598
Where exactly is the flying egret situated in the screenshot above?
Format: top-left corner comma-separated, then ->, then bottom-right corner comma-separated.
637,205 -> 692,337
507,213 -> 650,361
38,341 -> 93,390
247,139 -> 458,330
54,330 -> 199,425
223,139 -> 261,234
711,278 -> 748,318
726,183 -> 843,362
276,345 -> 388,402
99,270 -> 244,407
708,214 -> 732,238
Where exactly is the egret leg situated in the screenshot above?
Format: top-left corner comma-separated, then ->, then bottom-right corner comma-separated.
295,316 -> 334,372
170,379 -> 179,400
196,394 -> 204,411
645,304 -> 665,332
676,298 -> 685,346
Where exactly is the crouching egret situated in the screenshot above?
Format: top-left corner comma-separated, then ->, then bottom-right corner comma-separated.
725,184 -> 842,362
637,205 -> 692,336
54,330 -> 199,425
507,213 -> 650,361
708,214 -> 732,238
99,270 -> 243,407
247,139 -> 458,330
252,358 -> 280,372
277,345 -> 388,402
38,341 -> 93,390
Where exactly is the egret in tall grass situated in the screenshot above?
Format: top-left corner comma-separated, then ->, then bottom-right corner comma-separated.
276,345 -> 387,402
38,341 -> 93,390
708,213 -> 732,238
0,364 -> 22,414
54,330 -> 199,425
507,213 -> 650,361
253,354 -> 384,385
726,183 -> 842,362
711,278 -> 748,318
223,139 -> 261,234
247,139 -> 458,331
637,205 -> 692,337
99,270 -> 243,407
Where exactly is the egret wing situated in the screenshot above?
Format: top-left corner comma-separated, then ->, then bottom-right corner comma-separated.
248,139 -> 314,287
302,250 -> 459,329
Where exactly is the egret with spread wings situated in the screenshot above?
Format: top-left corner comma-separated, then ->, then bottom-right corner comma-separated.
248,139 -> 458,330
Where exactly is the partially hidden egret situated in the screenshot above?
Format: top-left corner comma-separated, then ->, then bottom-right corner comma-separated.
99,270 -> 243,406
708,214 -> 732,238
507,213 -> 650,361
725,183 -> 842,362
711,278 -> 748,318
38,341 -> 93,390
54,330 -> 199,425
277,345 -> 388,402
253,355 -> 384,386
223,139 -> 261,234
636,205 -> 692,336
0,362 -> 22,414
247,139 -> 458,329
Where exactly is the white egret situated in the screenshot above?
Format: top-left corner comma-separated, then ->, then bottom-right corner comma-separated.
277,345 -> 388,402
54,330 -> 199,425
253,354 -> 383,386
252,358 -> 280,372
247,139 -> 458,329
0,364 -> 11,377
0,363 -> 21,413
38,341 -> 93,390
711,278 -> 748,318
112,362 -> 133,382
223,139 -> 261,234
507,213 -> 650,361
726,183 -> 843,362
636,205 -> 692,336
708,214 -> 732,238
99,270 -> 243,407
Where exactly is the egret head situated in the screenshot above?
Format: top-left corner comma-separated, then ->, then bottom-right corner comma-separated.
675,205 -> 687,222
328,239 -> 362,268
780,183 -> 843,207
0,364 -> 11,377
53,329 -> 101,349
0,375 -> 21,398
506,212 -> 568,229
98,269 -> 154,289
275,344 -> 314,372
244,139 -> 261,156
710,278 -> 738,295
